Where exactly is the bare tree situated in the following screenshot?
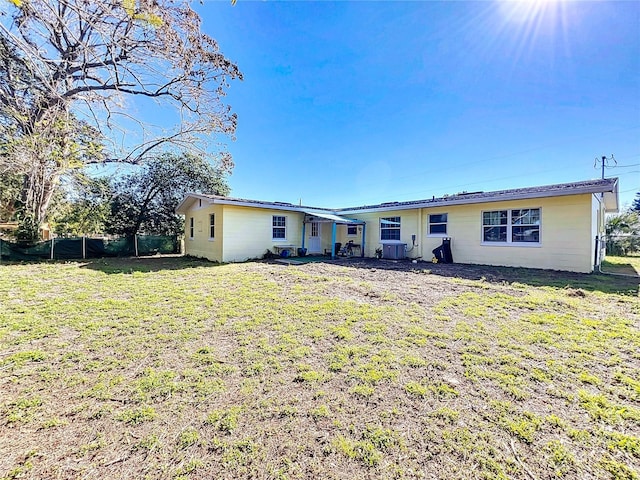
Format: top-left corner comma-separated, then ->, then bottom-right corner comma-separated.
0,0 -> 242,238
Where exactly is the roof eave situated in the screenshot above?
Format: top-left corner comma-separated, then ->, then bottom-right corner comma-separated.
339,182 -> 619,214
175,193 -> 215,214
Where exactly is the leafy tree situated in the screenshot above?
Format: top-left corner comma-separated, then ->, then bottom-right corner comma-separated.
631,192 -> 640,213
106,152 -> 228,237
0,171 -> 21,221
0,0 -> 241,238
49,177 -> 112,237
605,210 -> 640,256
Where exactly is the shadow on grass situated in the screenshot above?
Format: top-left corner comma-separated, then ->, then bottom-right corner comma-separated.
300,257 -> 639,296
10,253 -> 634,295
79,255 -> 222,274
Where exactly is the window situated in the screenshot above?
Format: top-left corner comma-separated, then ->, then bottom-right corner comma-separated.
511,209 -> 540,243
272,215 -> 286,240
347,225 -> 358,236
482,210 -> 507,242
189,217 -> 194,238
482,209 -> 540,244
380,217 -> 401,241
429,213 -> 448,235
209,214 -> 215,239
311,222 -> 319,237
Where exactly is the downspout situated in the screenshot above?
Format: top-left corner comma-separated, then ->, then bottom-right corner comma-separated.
417,208 -> 423,260
331,222 -> 337,259
593,193 -> 603,271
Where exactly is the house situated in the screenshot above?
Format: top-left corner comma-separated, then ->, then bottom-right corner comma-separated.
175,177 -> 619,273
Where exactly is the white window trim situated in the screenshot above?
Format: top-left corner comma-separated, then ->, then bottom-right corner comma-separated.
380,217 -> 401,242
481,208 -> 542,246
427,213 -> 448,237
208,214 -> 215,241
272,215 -> 287,242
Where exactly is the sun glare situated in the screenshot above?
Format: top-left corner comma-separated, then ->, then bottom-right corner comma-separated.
498,0 -> 565,25
490,0 -> 570,66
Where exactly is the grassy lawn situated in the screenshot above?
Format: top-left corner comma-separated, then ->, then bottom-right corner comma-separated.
1,257 -> 638,479
601,255 -> 640,277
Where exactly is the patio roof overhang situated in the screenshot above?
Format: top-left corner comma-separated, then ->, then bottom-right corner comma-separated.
302,211 -> 365,225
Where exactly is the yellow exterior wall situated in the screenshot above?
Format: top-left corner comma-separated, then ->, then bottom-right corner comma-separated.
221,206 -> 304,262
182,193 -> 597,272
183,202 -> 224,261
418,194 -> 593,272
343,209 -> 421,259
343,194 -> 595,272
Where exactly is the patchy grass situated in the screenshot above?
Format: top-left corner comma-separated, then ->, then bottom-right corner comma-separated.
0,256 -> 638,479
601,255 -> 640,276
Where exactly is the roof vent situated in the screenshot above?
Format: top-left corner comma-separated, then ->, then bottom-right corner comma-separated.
455,191 -> 483,196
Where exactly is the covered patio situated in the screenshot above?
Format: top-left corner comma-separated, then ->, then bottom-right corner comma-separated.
301,211 -> 366,259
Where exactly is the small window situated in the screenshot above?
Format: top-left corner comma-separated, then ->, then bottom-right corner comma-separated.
209,214 -> 215,239
380,217 -> 401,241
273,215 -> 286,240
483,210 -> 507,242
347,225 -> 358,236
429,213 -> 448,235
189,217 -> 194,238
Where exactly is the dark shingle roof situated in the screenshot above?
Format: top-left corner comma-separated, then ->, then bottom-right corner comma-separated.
178,178 -> 618,215
337,178 -> 618,213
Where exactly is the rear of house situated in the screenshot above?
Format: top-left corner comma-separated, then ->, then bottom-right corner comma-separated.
176,178 -> 618,273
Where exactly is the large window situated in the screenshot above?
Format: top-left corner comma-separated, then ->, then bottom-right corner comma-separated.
429,213 -> 448,235
511,209 -> 540,242
189,217 -> 194,239
209,214 -> 215,239
272,215 -> 287,240
347,225 -> 358,236
482,208 -> 540,244
380,217 -> 401,241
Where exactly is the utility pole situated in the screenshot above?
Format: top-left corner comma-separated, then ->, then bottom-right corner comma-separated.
594,154 -> 616,179
592,154 -> 616,270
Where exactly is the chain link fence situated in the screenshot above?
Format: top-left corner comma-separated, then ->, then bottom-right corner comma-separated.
0,235 -> 180,261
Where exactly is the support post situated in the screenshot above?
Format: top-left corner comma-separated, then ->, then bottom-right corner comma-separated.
134,234 -> 139,257
50,237 -> 54,260
301,222 -> 306,249
331,222 -> 337,259
82,236 -> 86,259
361,223 -> 366,258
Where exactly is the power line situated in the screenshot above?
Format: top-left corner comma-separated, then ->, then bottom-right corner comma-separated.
594,154 -> 616,179
606,163 -> 640,169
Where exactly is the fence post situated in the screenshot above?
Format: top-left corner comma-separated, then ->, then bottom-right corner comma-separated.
134,234 -> 139,257
50,237 -> 55,260
82,236 -> 86,259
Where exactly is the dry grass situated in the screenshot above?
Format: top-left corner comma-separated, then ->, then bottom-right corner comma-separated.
0,256 -> 638,480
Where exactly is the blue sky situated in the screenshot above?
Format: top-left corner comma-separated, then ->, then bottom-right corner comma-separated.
194,1 -> 639,209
